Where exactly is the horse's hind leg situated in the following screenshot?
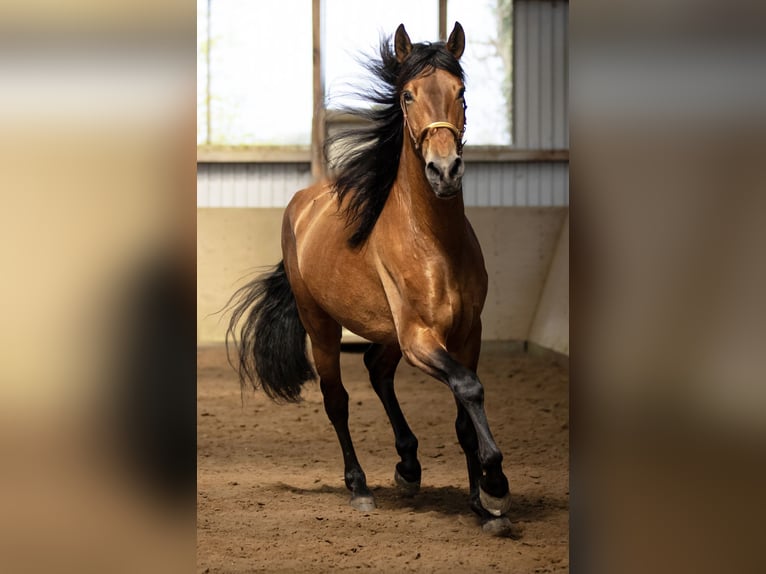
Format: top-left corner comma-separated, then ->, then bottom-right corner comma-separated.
309,323 -> 375,511
364,343 -> 421,494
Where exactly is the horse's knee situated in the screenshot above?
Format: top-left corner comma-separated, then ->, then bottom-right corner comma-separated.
453,373 -> 484,405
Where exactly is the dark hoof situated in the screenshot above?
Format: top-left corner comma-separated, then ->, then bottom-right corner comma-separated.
479,487 -> 511,517
350,494 -> 376,511
394,469 -> 420,496
481,516 -> 517,538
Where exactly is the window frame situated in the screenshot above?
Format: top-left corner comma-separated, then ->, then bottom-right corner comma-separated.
196,0 -> 569,167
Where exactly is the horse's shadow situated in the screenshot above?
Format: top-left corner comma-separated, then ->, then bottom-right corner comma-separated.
270,480 -> 566,525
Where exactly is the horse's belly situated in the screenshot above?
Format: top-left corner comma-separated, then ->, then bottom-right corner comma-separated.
309,267 -> 397,344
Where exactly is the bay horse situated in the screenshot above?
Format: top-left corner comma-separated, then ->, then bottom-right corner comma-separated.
227,22 -> 512,536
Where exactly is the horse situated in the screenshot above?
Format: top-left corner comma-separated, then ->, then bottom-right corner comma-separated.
227,22 -> 512,536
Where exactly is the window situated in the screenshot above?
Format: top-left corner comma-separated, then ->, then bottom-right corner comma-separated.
197,0 -> 312,146
448,0 -> 513,145
197,0 -> 512,149
324,0 -> 438,110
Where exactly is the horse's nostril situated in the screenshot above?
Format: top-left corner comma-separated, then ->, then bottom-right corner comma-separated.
426,161 -> 442,180
449,157 -> 463,179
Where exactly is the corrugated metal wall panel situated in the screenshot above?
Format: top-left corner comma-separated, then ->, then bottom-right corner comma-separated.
514,0 -> 568,149
198,162 -> 568,208
197,163 -> 314,208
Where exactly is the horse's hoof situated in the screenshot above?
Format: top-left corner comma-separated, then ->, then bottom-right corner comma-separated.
350,494 -> 376,511
394,469 -> 420,496
481,516 -> 515,538
479,487 -> 511,517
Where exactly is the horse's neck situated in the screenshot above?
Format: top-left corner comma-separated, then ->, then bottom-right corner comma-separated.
390,138 -> 466,251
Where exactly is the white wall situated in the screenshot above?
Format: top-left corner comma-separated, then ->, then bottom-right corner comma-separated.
529,214 -> 569,355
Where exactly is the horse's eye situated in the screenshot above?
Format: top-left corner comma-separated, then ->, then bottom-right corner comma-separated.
402,91 -> 414,104
457,88 -> 466,100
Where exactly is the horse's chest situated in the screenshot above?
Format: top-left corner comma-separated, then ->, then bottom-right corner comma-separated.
401,266 -> 478,335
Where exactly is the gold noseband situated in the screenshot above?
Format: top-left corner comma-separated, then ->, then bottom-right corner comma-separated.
401,95 -> 465,155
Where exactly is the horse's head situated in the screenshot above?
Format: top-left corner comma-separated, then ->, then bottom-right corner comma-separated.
397,22 -> 466,199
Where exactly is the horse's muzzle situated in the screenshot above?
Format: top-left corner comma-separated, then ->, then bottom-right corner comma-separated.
426,155 -> 464,199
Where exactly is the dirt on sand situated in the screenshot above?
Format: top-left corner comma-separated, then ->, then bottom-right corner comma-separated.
197,342 -> 569,573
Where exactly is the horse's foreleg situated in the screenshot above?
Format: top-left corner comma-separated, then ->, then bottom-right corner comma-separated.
453,399 -> 483,508
401,331 -> 511,521
449,328 -> 513,535
364,343 -> 421,494
453,399 -> 512,535
311,332 -> 375,511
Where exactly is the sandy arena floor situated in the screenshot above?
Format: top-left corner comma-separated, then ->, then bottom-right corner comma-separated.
198,342 -> 569,573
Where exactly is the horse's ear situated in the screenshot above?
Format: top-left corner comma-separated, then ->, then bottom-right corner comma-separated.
394,24 -> 412,63
446,22 -> 465,60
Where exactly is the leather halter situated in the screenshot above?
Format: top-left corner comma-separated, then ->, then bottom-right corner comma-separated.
401,94 -> 465,155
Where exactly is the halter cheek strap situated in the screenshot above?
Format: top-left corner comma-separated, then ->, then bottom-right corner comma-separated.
401,95 -> 465,155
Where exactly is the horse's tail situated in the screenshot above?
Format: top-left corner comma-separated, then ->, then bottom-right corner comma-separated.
225,261 -> 316,402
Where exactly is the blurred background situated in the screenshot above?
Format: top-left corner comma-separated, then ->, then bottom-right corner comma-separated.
0,1 -> 196,572
571,1 -> 766,572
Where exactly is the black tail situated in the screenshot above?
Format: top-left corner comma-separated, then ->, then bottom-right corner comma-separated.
225,261 -> 316,402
